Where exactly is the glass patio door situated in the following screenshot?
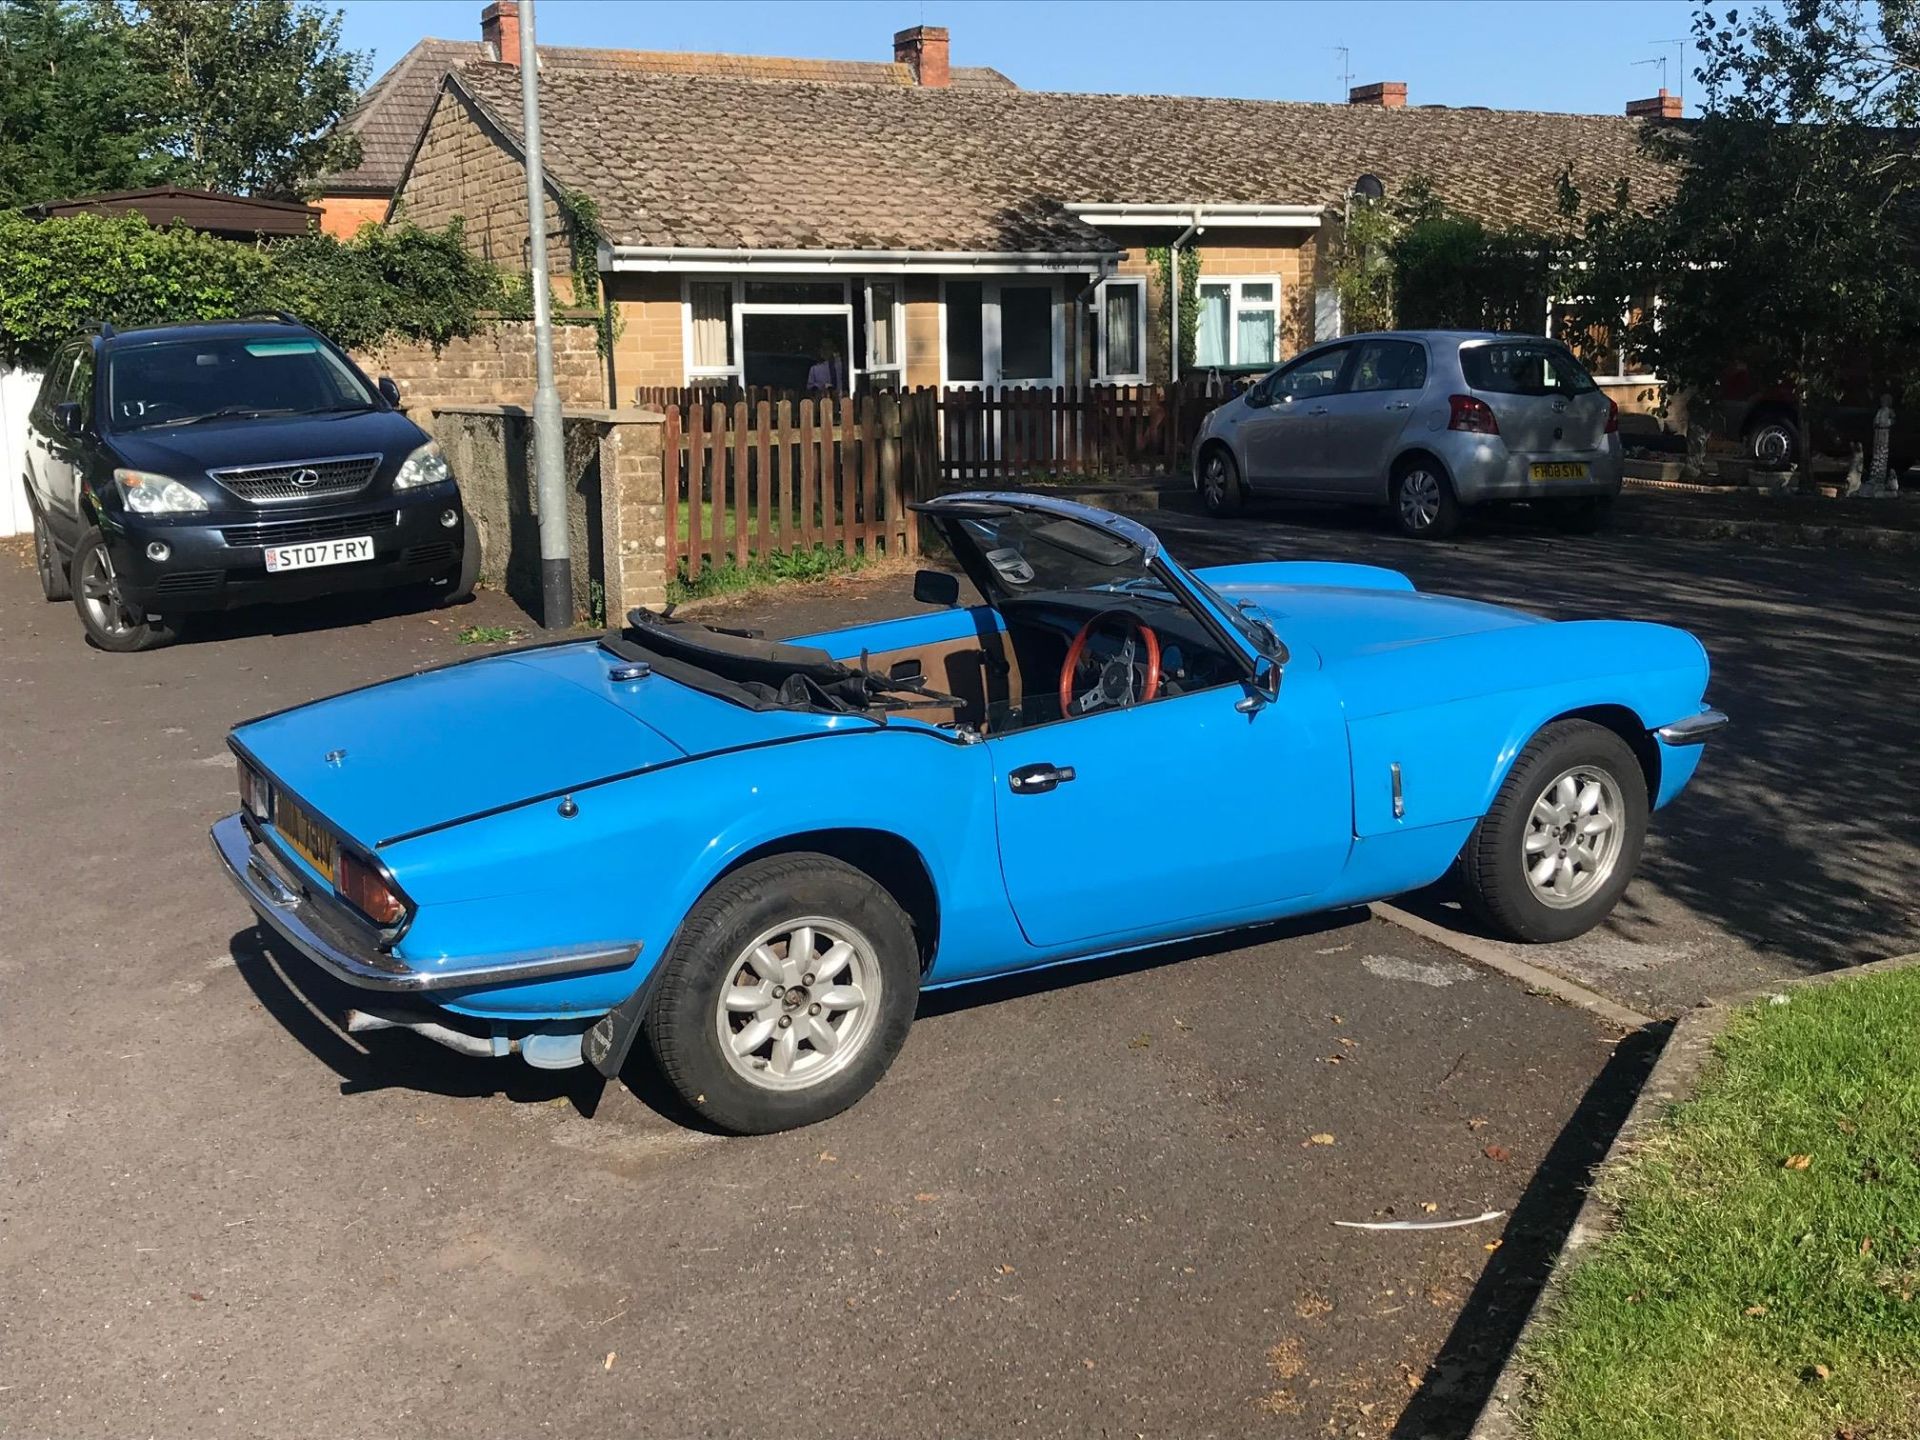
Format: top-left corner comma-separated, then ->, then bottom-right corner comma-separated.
943,279 -> 1062,388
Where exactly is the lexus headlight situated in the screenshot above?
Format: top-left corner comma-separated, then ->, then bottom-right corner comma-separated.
394,441 -> 451,490
114,469 -> 208,514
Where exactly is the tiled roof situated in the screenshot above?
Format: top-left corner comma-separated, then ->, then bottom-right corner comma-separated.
444,65 -> 1680,253
323,38 -> 1015,195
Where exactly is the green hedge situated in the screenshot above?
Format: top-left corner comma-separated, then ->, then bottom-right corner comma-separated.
0,211 -> 510,365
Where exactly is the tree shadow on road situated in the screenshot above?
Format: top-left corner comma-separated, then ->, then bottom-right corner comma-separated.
1388,1019 -> 1669,1438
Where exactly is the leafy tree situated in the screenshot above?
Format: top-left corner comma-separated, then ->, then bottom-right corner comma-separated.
111,0 -> 367,198
1563,0 -> 1920,471
0,0 -> 167,205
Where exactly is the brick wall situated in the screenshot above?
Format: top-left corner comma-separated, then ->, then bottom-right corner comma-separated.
352,317 -> 608,433
1108,226 -> 1322,382
316,193 -> 390,239
396,86 -> 573,281
605,273 -> 684,397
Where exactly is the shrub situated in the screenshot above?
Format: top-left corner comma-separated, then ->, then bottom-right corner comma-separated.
0,211 -> 508,364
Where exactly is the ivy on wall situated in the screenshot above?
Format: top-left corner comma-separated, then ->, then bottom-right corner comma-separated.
0,211 -> 509,365
1146,243 -> 1203,373
557,187 -> 622,359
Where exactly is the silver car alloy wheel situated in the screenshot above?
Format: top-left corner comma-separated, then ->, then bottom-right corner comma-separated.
714,916 -> 882,1092
34,515 -> 57,588
1752,422 -> 1795,469
78,543 -> 138,639
1522,765 -> 1626,909
1398,469 -> 1443,530
1201,452 -> 1230,508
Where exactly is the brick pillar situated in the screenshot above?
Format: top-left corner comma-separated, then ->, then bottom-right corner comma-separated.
1347,81 -> 1407,108
892,25 -> 950,88
597,413 -> 668,617
481,0 -> 519,63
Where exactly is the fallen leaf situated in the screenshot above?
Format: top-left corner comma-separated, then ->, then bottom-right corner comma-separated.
603,1352 -> 616,1372
1338,1037 -> 1359,1048
1082,1358 -> 1096,1370
995,1264 -> 1016,1275
1128,1033 -> 1151,1050
1306,1133 -> 1336,1146
1405,1371 -> 1422,1391
1784,1153 -> 1813,1170
1837,1119 -> 1859,1135
1467,1117 -> 1489,1130
1808,1362 -> 1831,1383
913,1192 -> 938,1203
1483,1144 -> 1511,1163
1421,1202 -> 1439,1213
1861,1237 -> 1874,1256
1330,1014 -> 1344,1025
1174,1017 -> 1192,1032
1744,1304 -> 1769,1316
818,1152 -> 837,1163
188,1292 -> 206,1302
1484,1239 -> 1503,1253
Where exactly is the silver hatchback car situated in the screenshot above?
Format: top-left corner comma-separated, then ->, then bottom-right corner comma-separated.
1193,331 -> 1624,538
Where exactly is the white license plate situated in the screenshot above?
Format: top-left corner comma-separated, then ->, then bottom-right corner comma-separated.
264,536 -> 374,572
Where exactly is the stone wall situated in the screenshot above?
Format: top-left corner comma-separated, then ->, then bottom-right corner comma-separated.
431,404 -> 668,623
353,318 -> 607,434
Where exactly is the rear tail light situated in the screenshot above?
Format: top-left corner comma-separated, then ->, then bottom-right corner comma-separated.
1448,394 -> 1500,435
338,850 -> 406,927
237,758 -> 272,819
1605,396 -> 1620,434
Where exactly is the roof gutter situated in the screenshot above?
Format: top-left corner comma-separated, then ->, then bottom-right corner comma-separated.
600,244 -> 1121,276
1065,202 -> 1325,230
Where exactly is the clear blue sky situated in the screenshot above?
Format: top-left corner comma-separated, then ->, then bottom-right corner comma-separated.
336,0 -> 1705,116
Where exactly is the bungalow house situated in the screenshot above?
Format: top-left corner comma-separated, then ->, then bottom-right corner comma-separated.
384,13 -> 1678,405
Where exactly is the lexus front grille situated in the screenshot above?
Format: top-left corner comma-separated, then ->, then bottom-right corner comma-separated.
210,454 -> 381,505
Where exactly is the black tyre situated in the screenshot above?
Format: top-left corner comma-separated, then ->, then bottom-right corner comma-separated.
441,509 -> 480,606
1197,445 -> 1245,517
643,854 -> 920,1134
1391,458 -> 1460,539
32,507 -> 70,602
1746,413 -> 1800,470
1459,719 -> 1647,943
70,527 -> 177,653
1542,495 -> 1614,534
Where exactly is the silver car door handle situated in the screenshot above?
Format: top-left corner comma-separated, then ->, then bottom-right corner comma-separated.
1008,763 -> 1076,795
1385,401 -> 1412,411
1307,406 -> 1330,416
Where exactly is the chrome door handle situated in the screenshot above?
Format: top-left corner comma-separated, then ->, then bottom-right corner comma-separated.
1385,401 -> 1412,411
1008,763 -> 1076,795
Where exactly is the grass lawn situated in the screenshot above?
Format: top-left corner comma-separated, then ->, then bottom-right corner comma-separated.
1524,966 -> 1920,1439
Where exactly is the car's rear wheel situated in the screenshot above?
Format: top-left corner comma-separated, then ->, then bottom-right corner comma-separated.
1458,719 -> 1647,943
1391,459 -> 1459,539
33,508 -> 70,602
644,854 -> 920,1134
441,510 -> 480,606
70,528 -> 177,653
1746,413 -> 1800,470
1198,446 -> 1245,517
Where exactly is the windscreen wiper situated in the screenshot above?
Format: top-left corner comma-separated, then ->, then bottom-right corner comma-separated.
153,405 -> 292,427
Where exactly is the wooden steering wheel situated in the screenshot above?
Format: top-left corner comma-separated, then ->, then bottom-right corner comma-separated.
1059,608 -> 1162,717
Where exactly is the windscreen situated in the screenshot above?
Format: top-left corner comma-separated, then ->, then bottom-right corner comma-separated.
1459,340 -> 1596,397
951,510 -> 1150,597
106,335 -> 376,430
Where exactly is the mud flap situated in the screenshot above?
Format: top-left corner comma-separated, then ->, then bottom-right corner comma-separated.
583,978 -> 653,1078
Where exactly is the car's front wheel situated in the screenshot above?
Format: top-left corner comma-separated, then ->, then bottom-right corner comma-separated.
33,507 -> 70,602
1391,459 -> 1460,539
70,528 -> 177,652
1458,720 -> 1647,942
644,854 -> 920,1134
1197,446 -> 1245,517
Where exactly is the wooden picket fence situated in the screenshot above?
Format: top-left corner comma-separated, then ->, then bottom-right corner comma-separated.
926,384 -> 1183,483
660,394 -> 916,582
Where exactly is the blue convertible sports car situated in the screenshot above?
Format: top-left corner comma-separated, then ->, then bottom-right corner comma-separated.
213,494 -> 1725,1133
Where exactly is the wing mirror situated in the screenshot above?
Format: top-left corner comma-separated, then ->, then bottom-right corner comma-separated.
53,402 -> 83,437
1235,655 -> 1283,714
913,569 -> 960,607
377,375 -> 402,407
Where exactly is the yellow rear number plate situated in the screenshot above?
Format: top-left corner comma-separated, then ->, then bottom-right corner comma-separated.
1530,462 -> 1588,480
277,798 -> 335,884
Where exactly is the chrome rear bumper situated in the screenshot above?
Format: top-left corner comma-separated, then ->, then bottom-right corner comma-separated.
210,812 -> 639,992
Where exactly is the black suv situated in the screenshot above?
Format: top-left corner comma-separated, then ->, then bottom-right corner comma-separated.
24,316 -> 476,651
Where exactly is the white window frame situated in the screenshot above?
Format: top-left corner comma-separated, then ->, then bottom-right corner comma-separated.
864,280 -> 905,389
1093,276 -> 1148,382
680,276 -> 857,387
938,277 -> 1065,389
1194,275 -> 1282,369
1545,293 -> 1662,386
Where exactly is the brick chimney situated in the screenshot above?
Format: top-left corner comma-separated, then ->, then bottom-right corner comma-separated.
481,0 -> 520,64
1348,81 -> 1407,108
1626,87 -> 1683,120
893,25 -> 950,88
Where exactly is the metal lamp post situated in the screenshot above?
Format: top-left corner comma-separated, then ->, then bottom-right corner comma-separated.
520,0 -> 572,628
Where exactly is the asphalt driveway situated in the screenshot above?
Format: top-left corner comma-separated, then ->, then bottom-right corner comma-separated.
0,539 -> 1649,1440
